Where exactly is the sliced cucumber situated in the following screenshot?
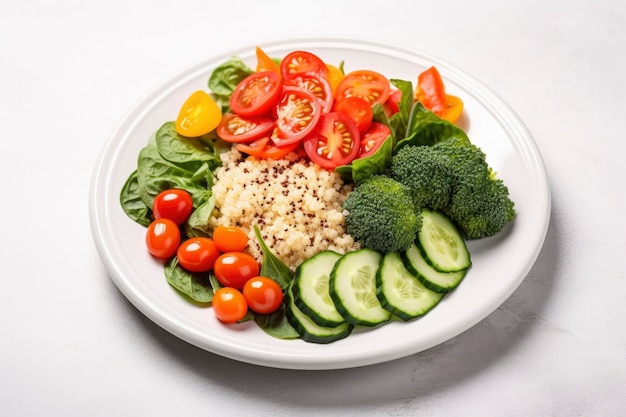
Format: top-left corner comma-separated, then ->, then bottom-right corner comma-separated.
330,248 -> 391,327
402,243 -> 468,293
285,282 -> 353,344
291,250 -> 346,327
376,251 -> 444,321
417,208 -> 471,272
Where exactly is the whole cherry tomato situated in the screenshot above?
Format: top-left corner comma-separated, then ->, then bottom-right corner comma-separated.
145,218 -> 180,259
212,287 -> 248,323
176,237 -> 220,272
212,226 -> 249,252
152,188 -> 193,225
243,276 -> 284,314
213,252 -> 260,289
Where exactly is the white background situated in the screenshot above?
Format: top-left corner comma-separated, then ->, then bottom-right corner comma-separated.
2,0 -> 625,416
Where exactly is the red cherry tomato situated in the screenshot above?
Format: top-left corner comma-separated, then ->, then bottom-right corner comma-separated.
303,111 -> 361,170
243,276 -> 284,314
176,237 -> 220,272
333,96 -> 373,133
216,113 -> 275,143
145,218 -> 181,259
212,287 -> 248,323
280,50 -> 329,79
235,136 -> 300,160
212,225 -> 249,252
383,89 -> 403,116
152,188 -> 193,225
271,87 -> 322,147
213,252 -> 260,289
230,71 -> 282,117
335,69 -> 391,106
357,122 -> 391,159
284,73 -> 333,113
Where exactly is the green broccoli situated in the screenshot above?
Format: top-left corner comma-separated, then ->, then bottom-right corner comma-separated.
342,175 -> 421,253
388,140 -> 515,239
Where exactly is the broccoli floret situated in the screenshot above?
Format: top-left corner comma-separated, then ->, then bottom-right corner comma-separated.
388,140 -> 515,239
343,175 -> 421,253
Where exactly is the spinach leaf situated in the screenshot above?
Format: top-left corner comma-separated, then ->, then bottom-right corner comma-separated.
155,122 -> 225,171
253,225 -> 293,290
208,56 -> 253,113
253,304 -> 299,340
164,257 -> 213,303
396,102 -> 470,150
119,170 -> 152,226
335,134 -> 394,184
184,195 -> 216,238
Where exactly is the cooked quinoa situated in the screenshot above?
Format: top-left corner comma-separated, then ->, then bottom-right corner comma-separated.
208,148 -> 360,270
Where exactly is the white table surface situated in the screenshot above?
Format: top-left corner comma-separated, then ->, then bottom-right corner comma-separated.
2,0 -> 625,415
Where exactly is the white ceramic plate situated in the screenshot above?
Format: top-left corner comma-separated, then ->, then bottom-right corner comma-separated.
89,38 -> 550,370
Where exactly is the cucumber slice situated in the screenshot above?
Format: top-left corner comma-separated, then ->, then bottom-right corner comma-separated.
285,282 -> 353,344
291,250 -> 346,327
417,208 -> 471,272
330,248 -> 391,327
402,243 -> 468,293
376,251 -> 444,321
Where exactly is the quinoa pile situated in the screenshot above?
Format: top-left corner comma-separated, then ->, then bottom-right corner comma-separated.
208,149 -> 360,271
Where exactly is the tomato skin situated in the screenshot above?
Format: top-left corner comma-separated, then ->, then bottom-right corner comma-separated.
243,276 -> 284,314
335,70 -> 390,106
212,226 -> 249,253
333,96 -> 373,133
216,113 -> 275,143
175,90 -> 222,137
303,111 -> 361,170
176,237 -> 221,272
152,188 -> 193,225
212,287 -> 248,323
230,71 -> 282,117
213,252 -> 260,289
284,73 -> 333,113
272,87 -> 322,147
280,50 -> 328,79
146,218 -> 181,259
357,122 -> 391,159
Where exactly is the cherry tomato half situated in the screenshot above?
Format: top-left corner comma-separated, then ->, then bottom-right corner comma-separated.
152,188 -> 193,225
212,287 -> 248,323
335,70 -> 390,107
280,50 -> 328,79
212,225 -> 249,253
213,252 -> 260,289
216,113 -> 275,143
230,71 -> 282,117
357,122 -> 391,159
272,87 -> 322,147
333,96 -> 373,133
176,237 -> 220,272
146,218 -> 181,259
325,63 -> 345,94
255,46 -> 280,76
243,276 -> 284,314
284,73 -> 333,113
303,111 -> 360,170
383,89 -> 403,117
175,90 -> 222,137
441,94 -> 464,124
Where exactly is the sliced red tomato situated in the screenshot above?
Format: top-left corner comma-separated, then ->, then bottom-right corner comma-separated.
284,73 -> 333,113
383,89 -> 403,117
235,136 -> 300,159
271,87 -> 322,147
216,113 -> 275,143
357,122 -> 391,159
335,70 -> 390,107
230,71 -> 282,117
280,51 -> 329,79
415,66 -> 447,115
333,96 -> 373,133
303,111 -> 360,169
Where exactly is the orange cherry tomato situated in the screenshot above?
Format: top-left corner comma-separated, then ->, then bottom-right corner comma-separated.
335,70 -> 390,106
152,188 -> 193,225
415,66 -> 464,123
333,96 -> 373,133
212,226 -> 249,252
145,218 -> 181,259
213,252 -> 260,289
325,63 -> 345,94
230,71 -> 282,117
441,94 -> 464,124
243,276 -> 284,314
175,90 -> 222,137
212,287 -> 248,323
176,237 -> 220,272
255,46 -> 280,76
